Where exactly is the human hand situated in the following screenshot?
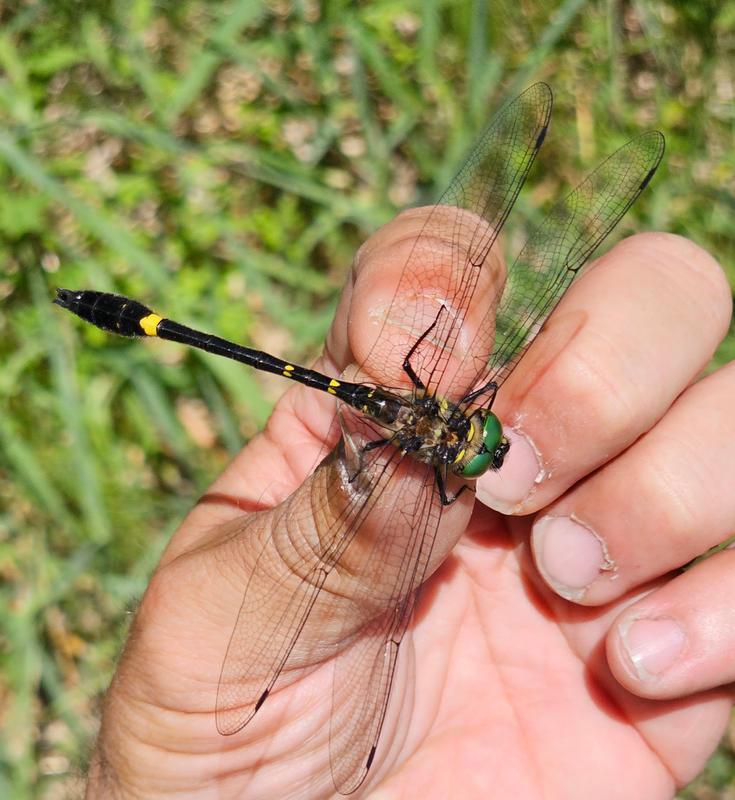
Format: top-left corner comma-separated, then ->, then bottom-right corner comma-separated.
86,211 -> 733,800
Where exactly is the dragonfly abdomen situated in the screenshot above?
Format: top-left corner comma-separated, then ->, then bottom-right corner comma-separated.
55,289 -> 404,420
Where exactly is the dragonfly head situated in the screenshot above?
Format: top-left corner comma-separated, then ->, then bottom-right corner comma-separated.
455,410 -> 509,478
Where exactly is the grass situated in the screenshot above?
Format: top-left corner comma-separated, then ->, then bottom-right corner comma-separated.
0,1 -> 733,797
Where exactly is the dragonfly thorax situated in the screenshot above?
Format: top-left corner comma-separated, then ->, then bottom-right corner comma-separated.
355,387 -> 508,479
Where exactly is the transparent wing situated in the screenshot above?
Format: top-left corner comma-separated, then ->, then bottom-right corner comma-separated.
217,393 -> 448,797
215,93 -> 665,794
215,433 -> 404,735
461,130 -> 665,394
360,82 -> 552,399
328,456 -> 441,794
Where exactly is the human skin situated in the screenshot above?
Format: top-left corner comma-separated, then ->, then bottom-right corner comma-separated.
86,210 -> 734,799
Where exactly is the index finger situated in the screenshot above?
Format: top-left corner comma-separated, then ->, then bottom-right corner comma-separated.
476,232 -> 732,514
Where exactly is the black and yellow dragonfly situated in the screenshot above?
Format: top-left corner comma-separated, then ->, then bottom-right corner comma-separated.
55,83 -> 664,795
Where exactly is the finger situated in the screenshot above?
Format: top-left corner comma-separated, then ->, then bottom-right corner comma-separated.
607,547 -> 735,700
476,232 -> 732,514
531,362 -> 735,603
518,561 -> 732,788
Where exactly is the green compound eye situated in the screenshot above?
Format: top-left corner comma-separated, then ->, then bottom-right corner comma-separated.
461,412 -> 506,478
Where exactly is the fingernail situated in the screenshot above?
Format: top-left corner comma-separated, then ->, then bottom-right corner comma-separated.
475,428 -> 543,512
531,515 -> 611,601
620,617 -> 686,680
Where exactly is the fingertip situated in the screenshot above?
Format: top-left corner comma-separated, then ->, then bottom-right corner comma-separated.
476,427 -> 545,513
337,205 -> 506,389
530,514 -> 611,602
607,614 -> 689,698
326,207 -> 438,381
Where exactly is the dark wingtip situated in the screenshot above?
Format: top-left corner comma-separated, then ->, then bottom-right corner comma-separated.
254,688 -> 269,712
639,167 -> 656,192
365,744 -> 377,771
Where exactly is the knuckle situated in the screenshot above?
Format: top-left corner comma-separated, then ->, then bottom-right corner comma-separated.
636,439 -> 701,540
550,340 -> 640,440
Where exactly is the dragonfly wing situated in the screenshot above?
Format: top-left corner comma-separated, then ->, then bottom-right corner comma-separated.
216,544 -> 328,734
328,463 -> 442,794
470,130 -> 665,394
216,437 -> 403,735
359,83 -> 552,400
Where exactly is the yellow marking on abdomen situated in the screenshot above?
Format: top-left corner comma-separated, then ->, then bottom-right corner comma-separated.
283,364 -> 295,378
327,378 -> 340,396
139,313 -> 163,336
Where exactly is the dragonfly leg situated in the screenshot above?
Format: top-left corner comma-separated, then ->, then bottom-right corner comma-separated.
403,305 -> 448,391
347,437 -> 392,482
362,437 -> 391,453
434,465 -> 471,506
460,379 -> 498,408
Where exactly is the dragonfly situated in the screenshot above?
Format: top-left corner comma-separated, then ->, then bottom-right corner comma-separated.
54,83 -> 664,795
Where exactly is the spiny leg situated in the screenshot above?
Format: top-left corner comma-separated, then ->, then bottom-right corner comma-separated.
434,464 -> 471,506
403,305 -> 448,391
347,437 -> 392,483
460,379 -> 498,409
